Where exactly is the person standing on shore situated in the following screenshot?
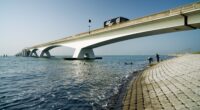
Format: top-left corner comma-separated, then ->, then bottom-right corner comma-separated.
156,53 -> 160,62
148,57 -> 153,64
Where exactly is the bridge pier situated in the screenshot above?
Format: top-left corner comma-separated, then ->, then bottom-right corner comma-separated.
21,49 -> 30,57
73,48 -> 95,59
30,50 -> 38,57
19,2 -> 200,60
40,50 -> 51,58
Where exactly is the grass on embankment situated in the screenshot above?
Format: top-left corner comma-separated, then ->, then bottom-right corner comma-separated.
192,51 -> 200,54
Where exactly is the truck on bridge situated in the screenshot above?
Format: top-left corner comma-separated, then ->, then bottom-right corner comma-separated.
104,17 -> 129,27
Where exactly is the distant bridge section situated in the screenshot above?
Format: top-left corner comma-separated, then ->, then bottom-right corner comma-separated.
17,2 -> 200,59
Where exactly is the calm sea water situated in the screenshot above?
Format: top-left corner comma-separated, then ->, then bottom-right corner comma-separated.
0,55 -> 171,110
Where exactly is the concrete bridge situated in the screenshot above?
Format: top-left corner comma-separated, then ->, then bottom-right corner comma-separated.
17,2 -> 200,59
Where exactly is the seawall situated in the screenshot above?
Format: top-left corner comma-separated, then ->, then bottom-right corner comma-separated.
123,54 -> 200,110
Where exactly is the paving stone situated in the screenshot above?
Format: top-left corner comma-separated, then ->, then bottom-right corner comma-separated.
189,105 -> 200,110
173,104 -> 187,110
123,55 -> 200,110
163,106 -> 175,110
123,105 -> 129,110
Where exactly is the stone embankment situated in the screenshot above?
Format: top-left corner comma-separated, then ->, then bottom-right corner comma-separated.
123,54 -> 200,110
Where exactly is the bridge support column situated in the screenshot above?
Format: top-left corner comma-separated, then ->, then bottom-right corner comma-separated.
40,50 -> 51,58
22,49 -> 30,57
22,50 -> 25,57
30,51 -> 38,57
73,48 -> 95,59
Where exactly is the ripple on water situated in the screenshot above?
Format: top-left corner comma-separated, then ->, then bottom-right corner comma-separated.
0,56 -> 170,109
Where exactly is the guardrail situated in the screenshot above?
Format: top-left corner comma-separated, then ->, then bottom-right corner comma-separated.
27,1 -> 200,49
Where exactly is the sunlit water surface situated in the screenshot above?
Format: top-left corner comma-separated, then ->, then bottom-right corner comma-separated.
0,55 -> 171,110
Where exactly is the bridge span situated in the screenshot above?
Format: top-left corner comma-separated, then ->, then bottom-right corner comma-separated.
17,2 -> 200,59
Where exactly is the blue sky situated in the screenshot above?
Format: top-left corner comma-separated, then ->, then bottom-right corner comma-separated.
0,0 -> 200,55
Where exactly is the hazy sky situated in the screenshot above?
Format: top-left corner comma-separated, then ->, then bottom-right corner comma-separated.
0,0 -> 200,56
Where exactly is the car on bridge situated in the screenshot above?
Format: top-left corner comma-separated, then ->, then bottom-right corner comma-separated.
104,17 -> 129,27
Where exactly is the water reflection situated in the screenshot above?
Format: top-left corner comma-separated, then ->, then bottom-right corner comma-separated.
0,56 -> 156,110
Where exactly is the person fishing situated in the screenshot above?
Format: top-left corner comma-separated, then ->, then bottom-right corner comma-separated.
156,53 -> 160,62
148,57 -> 153,64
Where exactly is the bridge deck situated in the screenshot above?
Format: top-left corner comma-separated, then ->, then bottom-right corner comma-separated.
29,2 -> 200,49
123,54 -> 200,110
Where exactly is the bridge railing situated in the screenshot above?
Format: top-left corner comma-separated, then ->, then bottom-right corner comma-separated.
62,1 -> 200,41
117,1 -> 200,28
27,1 -> 200,49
